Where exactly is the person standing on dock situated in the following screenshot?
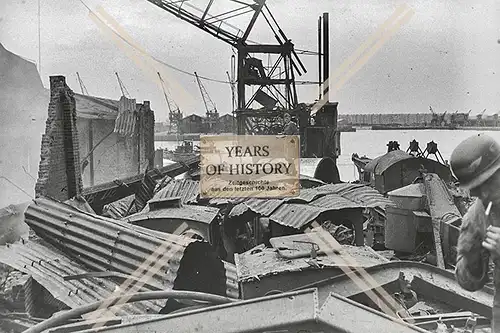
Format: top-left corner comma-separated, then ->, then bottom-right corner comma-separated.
282,112 -> 299,135
450,133 -> 500,331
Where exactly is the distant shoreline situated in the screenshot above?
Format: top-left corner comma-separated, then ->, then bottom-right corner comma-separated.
368,125 -> 500,131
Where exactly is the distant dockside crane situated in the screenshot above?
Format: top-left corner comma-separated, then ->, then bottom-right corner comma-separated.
194,72 -> 220,134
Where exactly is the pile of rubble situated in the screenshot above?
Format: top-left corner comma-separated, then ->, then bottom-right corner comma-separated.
0,154 -> 494,332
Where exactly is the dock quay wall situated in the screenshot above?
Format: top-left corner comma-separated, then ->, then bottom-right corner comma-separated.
339,113 -> 434,126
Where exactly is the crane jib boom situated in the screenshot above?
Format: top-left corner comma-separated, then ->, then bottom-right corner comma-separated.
146,0 -> 242,46
194,72 -> 217,114
147,0 -> 305,118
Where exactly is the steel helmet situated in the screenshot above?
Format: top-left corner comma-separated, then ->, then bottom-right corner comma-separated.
450,134 -> 500,189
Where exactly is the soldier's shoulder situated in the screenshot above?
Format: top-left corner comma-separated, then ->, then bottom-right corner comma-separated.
461,198 -> 485,229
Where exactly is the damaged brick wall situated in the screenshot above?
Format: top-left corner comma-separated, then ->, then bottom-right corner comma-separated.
79,101 -> 155,187
35,76 -> 83,200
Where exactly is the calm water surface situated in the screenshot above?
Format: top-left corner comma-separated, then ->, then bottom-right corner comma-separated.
156,129 -> 500,182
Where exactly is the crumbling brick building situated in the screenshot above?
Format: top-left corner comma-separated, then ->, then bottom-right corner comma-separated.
35,75 -> 155,200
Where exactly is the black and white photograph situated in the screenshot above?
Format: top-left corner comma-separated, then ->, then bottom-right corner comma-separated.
0,0 -> 499,332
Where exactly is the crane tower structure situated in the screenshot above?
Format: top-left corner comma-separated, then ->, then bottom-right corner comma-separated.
145,0 -> 340,160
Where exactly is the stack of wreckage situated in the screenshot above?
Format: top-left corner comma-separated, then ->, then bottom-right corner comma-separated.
0,152 -> 494,332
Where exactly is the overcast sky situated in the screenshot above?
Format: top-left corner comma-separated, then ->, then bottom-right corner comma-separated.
1,0 -> 499,121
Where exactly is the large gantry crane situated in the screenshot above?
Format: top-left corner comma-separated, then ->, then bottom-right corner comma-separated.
145,0 -> 340,160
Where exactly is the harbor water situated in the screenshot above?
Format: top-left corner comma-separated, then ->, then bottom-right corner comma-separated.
155,129 -> 500,182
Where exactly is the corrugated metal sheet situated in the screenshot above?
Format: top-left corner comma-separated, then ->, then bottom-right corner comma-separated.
74,93 -> 118,120
209,197 -> 246,206
223,261 -> 239,299
364,150 -> 413,175
134,173 -> 157,211
284,188 -> 323,203
309,193 -> 361,210
152,179 -> 199,205
24,197 -> 204,291
226,183 -> 392,229
0,239 -> 162,315
118,96 -> 136,113
126,204 -> 219,225
102,195 -> 137,219
228,202 -> 250,217
314,183 -> 395,209
114,110 -> 137,137
245,198 -> 283,215
269,203 -> 326,229
229,198 -> 284,218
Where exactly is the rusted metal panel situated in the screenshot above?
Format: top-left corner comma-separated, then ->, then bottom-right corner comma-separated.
269,203 -> 326,229
0,239 -> 163,315
24,197 -> 203,291
151,179 -> 199,205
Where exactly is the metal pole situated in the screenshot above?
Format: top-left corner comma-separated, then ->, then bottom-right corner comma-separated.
318,15 -> 322,100
322,12 -> 329,103
88,120 -> 94,186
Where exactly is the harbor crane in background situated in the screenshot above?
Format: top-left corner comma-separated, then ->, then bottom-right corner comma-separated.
476,108 -> 487,126
194,72 -> 220,134
158,72 -> 183,134
450,109 -> 471,127
429,106 -> 449,127
145,0 -> 341,161
76,72 -> 89,95
115,72 -> 131,98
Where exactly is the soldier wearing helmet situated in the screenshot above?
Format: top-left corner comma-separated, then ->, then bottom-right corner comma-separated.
450,133 -> 500,330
